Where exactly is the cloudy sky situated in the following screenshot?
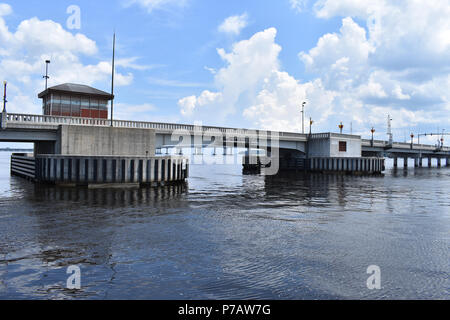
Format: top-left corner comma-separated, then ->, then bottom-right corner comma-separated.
0,0 -> 449,146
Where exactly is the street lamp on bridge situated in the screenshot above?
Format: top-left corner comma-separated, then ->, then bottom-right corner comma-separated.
410,133 -> 414,150
300,101 -> 306,134
371,127 -> 375,147
338,122 -> 344,134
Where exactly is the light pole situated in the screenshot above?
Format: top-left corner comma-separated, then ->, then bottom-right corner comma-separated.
43,60 -> 50,90
309,117 -> 314,135
301,102 -> 306,134
410,133 -> 414,150
110,33 -> 116,127
371,127 -> 375,147
338,122 -> 344,134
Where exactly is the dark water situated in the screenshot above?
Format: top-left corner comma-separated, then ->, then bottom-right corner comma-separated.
0,152 -> 448,300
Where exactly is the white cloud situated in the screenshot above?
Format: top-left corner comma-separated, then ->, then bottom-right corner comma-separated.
179,91 -> 223,116
178,28 -> 337,132
218,13 -> 249,35
313,0 -> 450,71
0,4 -> 135,114
180,0 -> 450,138
300,17 -> 374,90
125,0 -> 188,13
0,3 -> 12,16
296,1 -> 450,137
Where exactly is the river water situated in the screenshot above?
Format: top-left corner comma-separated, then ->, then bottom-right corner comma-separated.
0,152 -> 448,299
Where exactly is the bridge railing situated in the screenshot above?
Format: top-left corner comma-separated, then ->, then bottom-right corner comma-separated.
5,113 -> 309,139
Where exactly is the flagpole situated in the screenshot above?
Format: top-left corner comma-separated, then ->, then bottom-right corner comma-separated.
110,32 -> 115,127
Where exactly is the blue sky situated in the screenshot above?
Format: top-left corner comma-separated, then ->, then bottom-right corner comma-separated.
1,0 -> 449,147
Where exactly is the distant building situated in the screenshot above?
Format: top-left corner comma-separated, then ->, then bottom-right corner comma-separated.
38,83 -> 113,119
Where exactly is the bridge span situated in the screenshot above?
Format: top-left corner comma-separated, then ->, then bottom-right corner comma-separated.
1,113 -> 449,182
2,113 -> 449,159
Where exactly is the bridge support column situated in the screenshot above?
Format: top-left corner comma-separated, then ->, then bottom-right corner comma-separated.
414,158 -> 419,168
419,157 -> 423,167
437,158 -> 441,167
404,157 -> 408,168
447,158 -> 450,167
393,157 -> 398,168
428,157 -> 432,168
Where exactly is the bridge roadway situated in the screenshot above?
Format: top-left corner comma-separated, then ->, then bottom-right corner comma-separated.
1,113 -> 450,167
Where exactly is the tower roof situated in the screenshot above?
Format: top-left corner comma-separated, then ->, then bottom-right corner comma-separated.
38,83 -> 113,100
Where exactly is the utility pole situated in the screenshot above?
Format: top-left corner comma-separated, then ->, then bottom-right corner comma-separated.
410,133 -> 414,150
43,60 -> 50,90
309,118 -> 314,135
110,32 -> 116,127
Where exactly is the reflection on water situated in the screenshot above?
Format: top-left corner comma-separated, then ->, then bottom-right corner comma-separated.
32,183 -> 188,207
0,153 -> 449,299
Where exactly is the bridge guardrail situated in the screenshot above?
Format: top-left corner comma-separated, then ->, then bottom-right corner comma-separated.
5,113 -> 449,152
5,113 -> 309,140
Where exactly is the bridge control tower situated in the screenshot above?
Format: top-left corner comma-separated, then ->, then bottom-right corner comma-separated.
38,83 -> 113,119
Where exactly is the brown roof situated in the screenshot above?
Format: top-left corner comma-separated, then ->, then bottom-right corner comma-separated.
38,83 -> 113,100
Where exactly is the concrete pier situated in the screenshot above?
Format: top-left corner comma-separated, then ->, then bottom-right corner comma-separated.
447,158 -> 450,167
414,158 -> 419,168
404,157 -> 408,168
243,155 -> 384,175
428,157 -> 432,168
437,158 -> 441,167
309,157 -> 383,174
10,153 -> 35,180
419,157 -> 423,167
394,157 -> 398,168
12,154 -> 189,187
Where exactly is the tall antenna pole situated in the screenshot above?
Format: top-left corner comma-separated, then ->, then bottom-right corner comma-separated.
110,32 -> 116,127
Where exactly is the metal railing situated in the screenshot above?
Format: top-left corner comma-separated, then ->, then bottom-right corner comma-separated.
5,113 -> 309,139
5,113 -> 449,152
